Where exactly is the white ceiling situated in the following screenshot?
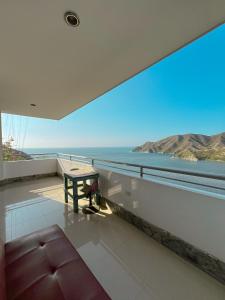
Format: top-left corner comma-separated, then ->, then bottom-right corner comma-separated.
0,1 -> 224,120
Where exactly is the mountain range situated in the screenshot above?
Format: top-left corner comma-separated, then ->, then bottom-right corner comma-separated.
133,132 -> 225,162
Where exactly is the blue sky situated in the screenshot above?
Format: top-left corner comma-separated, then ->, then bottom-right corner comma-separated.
2,24 -> 225,149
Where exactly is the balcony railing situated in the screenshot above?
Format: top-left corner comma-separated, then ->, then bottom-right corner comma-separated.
27,152 -> 225,193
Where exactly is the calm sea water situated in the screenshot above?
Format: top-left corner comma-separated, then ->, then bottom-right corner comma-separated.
24,147 -> 225,177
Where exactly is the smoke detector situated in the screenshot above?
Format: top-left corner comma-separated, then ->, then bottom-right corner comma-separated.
64,11 -> 80,27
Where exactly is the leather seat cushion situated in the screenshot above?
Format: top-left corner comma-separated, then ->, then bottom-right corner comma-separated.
5,225 -> 110,300
0,239 -> 6,300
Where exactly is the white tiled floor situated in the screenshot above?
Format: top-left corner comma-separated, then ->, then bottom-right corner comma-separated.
0,177 -> 225,300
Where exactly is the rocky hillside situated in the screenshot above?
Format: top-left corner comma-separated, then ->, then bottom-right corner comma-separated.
3,145 -> 32,161
133,133 -> 225,162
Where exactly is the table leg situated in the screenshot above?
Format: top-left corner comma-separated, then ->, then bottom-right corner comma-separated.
95,177 -> 101,206
73,181 -> 79,213
96,190 -> 101,206
64,176 -> 68,203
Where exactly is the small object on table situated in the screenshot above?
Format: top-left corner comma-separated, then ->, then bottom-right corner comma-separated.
64,172 -> 100,213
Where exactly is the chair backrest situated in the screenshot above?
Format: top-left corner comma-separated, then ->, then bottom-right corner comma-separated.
0,239 -> 6,300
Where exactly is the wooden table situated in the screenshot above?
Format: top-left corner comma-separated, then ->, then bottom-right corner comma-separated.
64,172 -> 100,213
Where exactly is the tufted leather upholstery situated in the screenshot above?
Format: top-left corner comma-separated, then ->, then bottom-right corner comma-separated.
4,225 -> 111,300
0,239 -> 6,300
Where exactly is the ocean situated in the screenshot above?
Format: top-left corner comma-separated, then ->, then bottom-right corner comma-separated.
25,147 -> 225,177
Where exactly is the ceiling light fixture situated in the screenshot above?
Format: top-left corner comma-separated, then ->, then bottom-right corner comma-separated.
64,11 -> 80,27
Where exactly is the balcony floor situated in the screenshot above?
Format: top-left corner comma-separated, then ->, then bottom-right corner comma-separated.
0,176 -> 225,300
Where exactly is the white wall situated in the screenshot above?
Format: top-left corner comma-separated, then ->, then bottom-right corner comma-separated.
97,168 -> 225,262
3,159 -> 57,179
57,158 -> 74,176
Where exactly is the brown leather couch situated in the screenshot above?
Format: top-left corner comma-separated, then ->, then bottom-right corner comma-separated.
0,225 -> 111,300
